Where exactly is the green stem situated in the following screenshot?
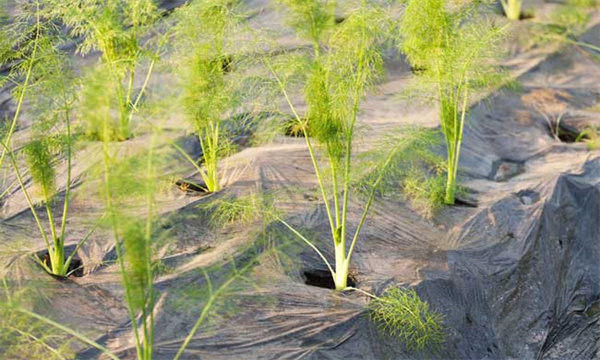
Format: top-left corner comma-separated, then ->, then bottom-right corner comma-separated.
0,142 -> 52,266
264,60 -> 337,241
278,217 -> 335,277
567,39 -> 600,53
100,129 -> 143,359
42,186 -> 62,274
129,56 -> 157,119
143,126 -> 157,360
58,83 -> 73,262
346,138 -> 404,262
338,29 -> 368,290
172,142 -> 210,189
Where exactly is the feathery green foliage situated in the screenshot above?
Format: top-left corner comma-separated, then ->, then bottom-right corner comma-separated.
173,0 -> 244,193
99,149 -> 160,360
204,193 -> 271,229
265,1 -> 396,291
368,287 -> 445,352
399,0 -> 507,205
78,67 -> 120,141
276,0 -> 337,141
0,0 -> 57,175
46,0 -> 162,141
24,139 -> 56,199
549,0 -> 599,52
276,0 -> 336,49
0,286 -> 77,359
0,274 -> 120,359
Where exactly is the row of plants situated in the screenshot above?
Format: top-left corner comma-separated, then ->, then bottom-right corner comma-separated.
0,0 -> 597,358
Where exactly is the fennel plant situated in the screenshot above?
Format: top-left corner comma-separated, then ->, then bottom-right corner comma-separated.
266,1 -> 396,291
399,0 -> 507,205
46,0 -> 162,141
172,0 -> 243,193
0,2 -> 100,276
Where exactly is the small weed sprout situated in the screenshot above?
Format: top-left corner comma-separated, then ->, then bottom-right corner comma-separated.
367,287 -> 445,352
399,0 -> 507,205
204,193 -> 270,229
403,170 -> 448,217
522,89 -> 570,141
172,0 -> 245,193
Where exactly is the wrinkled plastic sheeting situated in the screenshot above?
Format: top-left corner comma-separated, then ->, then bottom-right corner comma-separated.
417,159 -> 600,359
140,43 -> 600,358
141,159 -> 599,360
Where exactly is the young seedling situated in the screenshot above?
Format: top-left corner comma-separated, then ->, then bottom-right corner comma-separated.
263,1 -> 398,291
46,0 -> 162,141
522,89 -> 570,141
399,0 -> 507,205
172,0 -> 244,193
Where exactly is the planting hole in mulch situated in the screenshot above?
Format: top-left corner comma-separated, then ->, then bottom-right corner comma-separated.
302,269 -> 356,290
518,11 -> 535,20
410,65 -> 428,75
516,189 -> 540,205
209,55 -> 233,74
491,160 -> 526,182
454,196 -> 478,208
557,126 -> 582,143
220,55 -> 234,73
175,179 -> 210,195
36,249 -> 84,279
